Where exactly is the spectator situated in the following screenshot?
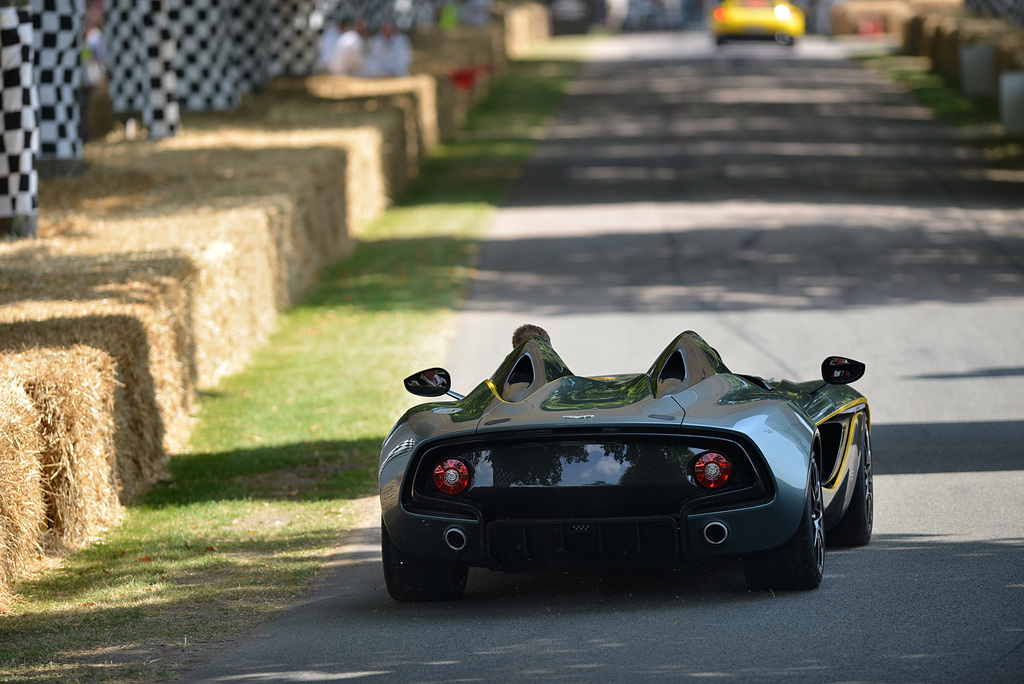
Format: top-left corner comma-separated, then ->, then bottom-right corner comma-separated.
79,0 -> 106,142
364,20 -> 413,77
317,17 -> 341,73
327,19 -> 369,76
439,1 -> 460,28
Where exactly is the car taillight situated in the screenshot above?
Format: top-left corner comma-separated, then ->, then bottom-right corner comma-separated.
694,452 -> 732,488
434,459 -> 471,495
713,7 -> 726,21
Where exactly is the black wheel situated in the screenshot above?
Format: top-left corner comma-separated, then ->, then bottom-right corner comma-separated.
829,414 -> 873,547
743,458 -> 825,591
381,520 -> 468,602
775,32 -> 794,46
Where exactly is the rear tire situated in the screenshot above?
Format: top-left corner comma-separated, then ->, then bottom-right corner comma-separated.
743,458 -> 825,591
381,520 -> 468,602
829,414 -> 873,547
775,32 -> 794,46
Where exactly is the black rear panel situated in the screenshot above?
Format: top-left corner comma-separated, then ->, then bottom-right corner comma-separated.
409,429 -> 766,519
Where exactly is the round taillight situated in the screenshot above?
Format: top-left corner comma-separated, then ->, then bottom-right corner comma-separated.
694,452 -> 732,488
434,459 -> 471,495
713,8 -> 726,21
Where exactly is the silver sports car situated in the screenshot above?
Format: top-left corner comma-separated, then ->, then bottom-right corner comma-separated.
379,331 -> 872,601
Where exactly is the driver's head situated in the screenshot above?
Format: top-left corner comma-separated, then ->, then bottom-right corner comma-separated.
512,324 -> 551,348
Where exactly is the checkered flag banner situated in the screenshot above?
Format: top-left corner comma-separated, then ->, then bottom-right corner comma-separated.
106,0 -> 179,136
100,0 -> 441,125
31,0 -> 82,160
106,0 -> 146,113
1,5 -> 39,219
144,0 -> 178,137
270,0 -> 335,78
173,0 -> 241,110
233,0 -> 272,95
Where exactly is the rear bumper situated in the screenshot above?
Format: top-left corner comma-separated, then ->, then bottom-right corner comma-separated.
382,493 -> 802,570
711,19 -> 805,38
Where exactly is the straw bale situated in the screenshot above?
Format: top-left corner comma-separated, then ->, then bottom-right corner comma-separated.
498,1 -> 552,58
36,130 -> 357,273
160,126 -> 384,237
0,347 -> 123,550
830,0 -> 915,35
293,73 -> 441,150
901,4 -> 1024,82
0,310 -> 177,502
255,79 -> 422,188
0,378 -> 45,605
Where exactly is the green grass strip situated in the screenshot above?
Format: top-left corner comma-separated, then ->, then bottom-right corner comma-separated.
0,41 -> 590,683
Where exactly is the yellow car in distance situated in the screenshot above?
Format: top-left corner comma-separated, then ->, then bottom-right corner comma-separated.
710,0 -> 806,47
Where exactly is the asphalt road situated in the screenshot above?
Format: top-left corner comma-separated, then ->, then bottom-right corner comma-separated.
185,31 -> 1024,683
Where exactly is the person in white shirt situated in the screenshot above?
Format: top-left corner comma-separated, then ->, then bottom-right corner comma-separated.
317,19 -> 340,73
364,20 -> 413,77
326,19 -> 368,76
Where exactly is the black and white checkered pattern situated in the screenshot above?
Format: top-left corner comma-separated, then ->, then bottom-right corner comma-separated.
1,7 -> 39,218
269,0 -> 322,78
39,0 -> 445,139
172,0 -> 241,110
32,0 -> 82,160
106,0 -> 179,135
233,0 -> 272,94
106,0 -> 147,114
144,0 -> 179,136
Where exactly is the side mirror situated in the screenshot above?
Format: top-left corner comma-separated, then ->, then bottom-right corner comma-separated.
404,368 -> 453,397
821,357 -> 865,385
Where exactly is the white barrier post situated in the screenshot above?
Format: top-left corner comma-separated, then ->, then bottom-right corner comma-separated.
960,43 -> 996,99
1000,71 -> 1024,136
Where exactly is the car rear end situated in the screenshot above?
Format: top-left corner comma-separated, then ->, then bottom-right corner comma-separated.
710,0 -> 805,45
388,427 -> 780,571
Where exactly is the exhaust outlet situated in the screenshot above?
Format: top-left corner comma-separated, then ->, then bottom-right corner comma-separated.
703,521 -> 729,546
444,527 -> 467,552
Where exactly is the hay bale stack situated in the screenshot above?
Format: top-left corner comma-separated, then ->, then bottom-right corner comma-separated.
932,13 -> 1024,77
831,0 -> 915,35
167,124 -> 388,236
258,78 -> 424,190
0,347 -> 124,551
0,242 -> 198,464
183,97 -> 412,222
412,24 -> 506,140
24,131 -> 360,388
0,378 -> 45,606
902,3 -> 1024,87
